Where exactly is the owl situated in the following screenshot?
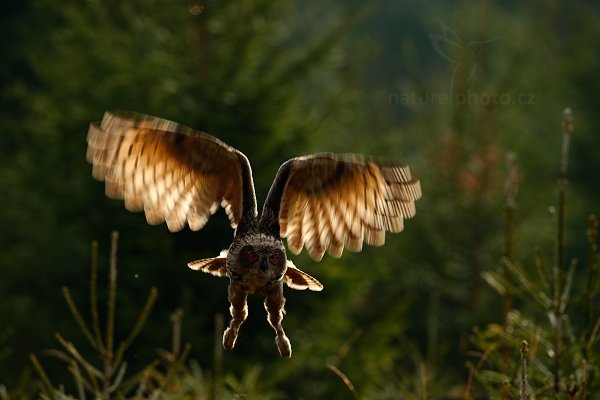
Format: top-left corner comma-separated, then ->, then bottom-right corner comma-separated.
86,111 -> 421,357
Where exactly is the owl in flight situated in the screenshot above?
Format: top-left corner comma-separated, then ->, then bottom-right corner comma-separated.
86,111 -> 421,357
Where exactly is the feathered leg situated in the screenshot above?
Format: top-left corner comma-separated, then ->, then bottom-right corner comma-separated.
223,282 -> 248,350
264,283 -> 291,357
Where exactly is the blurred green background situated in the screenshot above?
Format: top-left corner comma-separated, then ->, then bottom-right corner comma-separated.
1,0 -> 599,397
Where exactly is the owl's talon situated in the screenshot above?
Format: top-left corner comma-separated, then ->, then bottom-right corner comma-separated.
223,327 -> 238,350
276,334 -> 292,358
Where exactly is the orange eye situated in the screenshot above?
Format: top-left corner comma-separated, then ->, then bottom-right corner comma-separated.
248,252 -> 259,263
269,254 -> 280,264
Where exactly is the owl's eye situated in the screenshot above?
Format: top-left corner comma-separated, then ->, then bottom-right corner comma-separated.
247,251 -> 259,263
269,254 -> 280,264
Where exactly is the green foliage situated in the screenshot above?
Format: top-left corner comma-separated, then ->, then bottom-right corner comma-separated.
469,111 -> 600,399
28,232 -> 166,396
26,232 -> 283,399
0,329 -> 13,365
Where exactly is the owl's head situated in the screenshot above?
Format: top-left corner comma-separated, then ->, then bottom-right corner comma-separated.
228,233 -> 287,283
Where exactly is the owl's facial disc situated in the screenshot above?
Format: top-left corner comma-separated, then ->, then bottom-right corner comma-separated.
239,245 -> 285,271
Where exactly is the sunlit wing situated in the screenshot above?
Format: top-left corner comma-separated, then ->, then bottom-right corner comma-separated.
188,250 -> 228,277
268,153 -> 421,261
86,111 -> 249,232
284,260 -> 323,291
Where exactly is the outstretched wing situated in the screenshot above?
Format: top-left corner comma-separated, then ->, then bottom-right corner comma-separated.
86,111 -> 257,232
188,250 -> 228,277
284,260 -> 323,291
261,153 -> 421,261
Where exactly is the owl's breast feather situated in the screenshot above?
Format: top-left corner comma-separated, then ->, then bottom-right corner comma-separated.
228,265 -> 286,294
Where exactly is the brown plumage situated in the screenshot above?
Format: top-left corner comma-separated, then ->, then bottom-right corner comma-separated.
86,111 -> 421,357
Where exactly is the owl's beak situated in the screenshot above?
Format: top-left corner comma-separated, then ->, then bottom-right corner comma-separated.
260,257 -> 268,271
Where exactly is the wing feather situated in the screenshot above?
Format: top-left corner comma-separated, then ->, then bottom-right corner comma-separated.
263,153 -> 421,261
188,250 -> 228,277
320,196 -> 344,258
286,195 -> 306,254
86,111 -> 248,232
284,260 -> 323,291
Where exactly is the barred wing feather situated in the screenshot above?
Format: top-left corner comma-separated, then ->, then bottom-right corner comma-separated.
86,111 -> 245,232
275,154 -> 421,261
